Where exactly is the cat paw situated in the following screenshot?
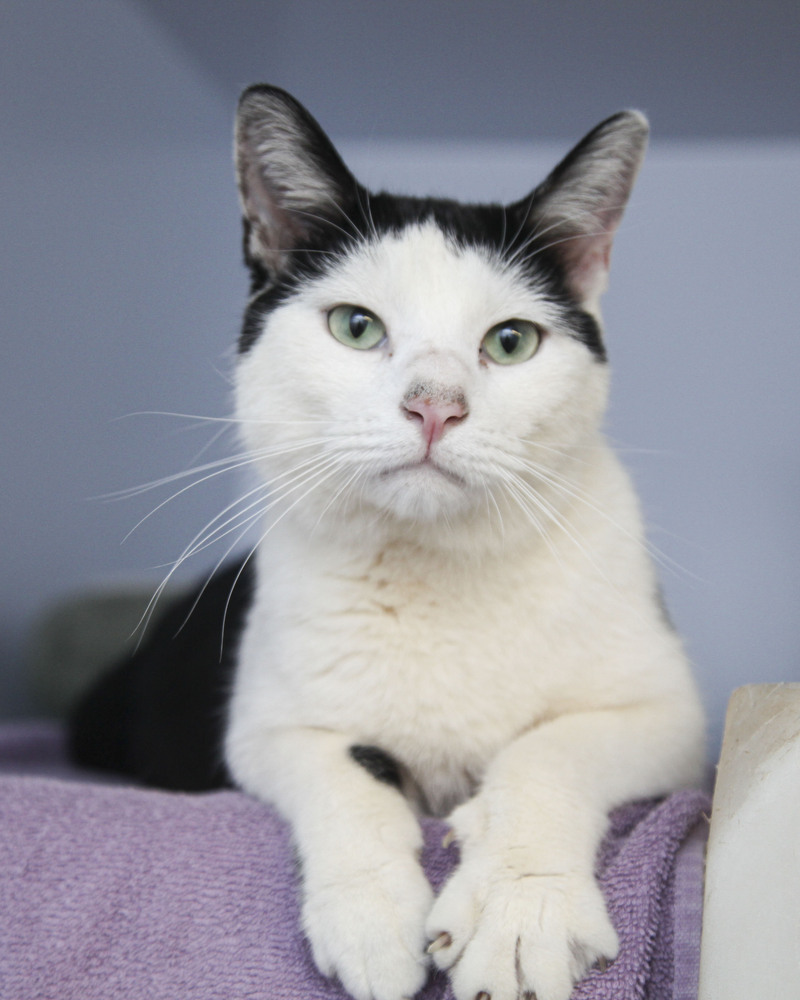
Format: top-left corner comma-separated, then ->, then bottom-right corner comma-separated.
425,863 -> 617,1000
303,857 -> 433,1000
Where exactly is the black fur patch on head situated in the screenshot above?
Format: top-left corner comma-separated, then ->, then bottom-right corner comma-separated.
556,296 -> 606,362
238,192 -> 607,360
238,215 -> 357,353
240,284 -> 293,353
350,744 -> 403,790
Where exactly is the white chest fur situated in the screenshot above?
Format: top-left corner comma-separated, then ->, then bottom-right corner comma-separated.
230,442 -> 683,815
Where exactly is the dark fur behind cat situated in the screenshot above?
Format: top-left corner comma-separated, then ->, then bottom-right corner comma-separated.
69,561 -> 252,790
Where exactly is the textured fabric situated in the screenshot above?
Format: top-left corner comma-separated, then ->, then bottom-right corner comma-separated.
669,824 -> 708,1000
0,723 -> 709,999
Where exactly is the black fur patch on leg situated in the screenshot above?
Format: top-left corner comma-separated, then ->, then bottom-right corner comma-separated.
350,744 -> 403,790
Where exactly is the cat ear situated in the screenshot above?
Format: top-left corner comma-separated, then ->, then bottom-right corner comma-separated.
235,85 -> 360,277
513,111 -> 648,307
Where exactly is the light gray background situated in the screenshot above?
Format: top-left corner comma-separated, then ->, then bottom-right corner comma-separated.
2,0 -> 798,755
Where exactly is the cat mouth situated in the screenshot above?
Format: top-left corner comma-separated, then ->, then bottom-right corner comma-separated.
381,459 -> 465,486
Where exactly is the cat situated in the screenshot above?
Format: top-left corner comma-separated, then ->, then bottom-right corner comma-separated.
71,85 -> 705,1000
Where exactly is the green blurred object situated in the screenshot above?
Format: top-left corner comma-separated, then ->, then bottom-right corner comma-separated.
27,585 -> 187,718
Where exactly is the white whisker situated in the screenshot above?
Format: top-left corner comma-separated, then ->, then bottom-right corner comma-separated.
135,451 -> 348,639
112,410 -> 329,427
173,452 -> 347,564
310,462 -> 367,536
117,441 -> 332,541
222,456 -> 356,607
504,466 -> 618,585
512,453 -> 696,581
103,439 -> 328,505
494,472 -> 558,556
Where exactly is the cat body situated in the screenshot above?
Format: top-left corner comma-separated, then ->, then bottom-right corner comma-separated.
70,87 -> 704,1000
221,88 -> 705,1000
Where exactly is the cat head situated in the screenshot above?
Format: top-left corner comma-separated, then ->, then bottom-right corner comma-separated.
233,86 -> 647,548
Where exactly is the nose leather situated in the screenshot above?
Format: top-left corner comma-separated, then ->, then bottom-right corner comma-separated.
402,386 -> 468,447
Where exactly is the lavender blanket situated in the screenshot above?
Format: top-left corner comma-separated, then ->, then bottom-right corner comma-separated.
0,723 -> 709,1000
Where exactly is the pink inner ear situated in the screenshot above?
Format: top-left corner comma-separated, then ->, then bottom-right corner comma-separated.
563,233 -> 614,305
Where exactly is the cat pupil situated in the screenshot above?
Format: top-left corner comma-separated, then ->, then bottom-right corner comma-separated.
500,328 -> 520,354
350,312 -> 369,339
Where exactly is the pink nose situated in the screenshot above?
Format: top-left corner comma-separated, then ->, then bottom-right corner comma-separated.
403,390 -> 468,446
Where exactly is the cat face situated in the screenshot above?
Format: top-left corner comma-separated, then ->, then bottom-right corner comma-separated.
233,87 -> 647,543
236,221 -> 609,531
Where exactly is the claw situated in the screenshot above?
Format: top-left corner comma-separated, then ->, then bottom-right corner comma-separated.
476,993 -> 491,1000
442,829 -> 456,848
426,931 -> 452,954
597,956 -> 608,973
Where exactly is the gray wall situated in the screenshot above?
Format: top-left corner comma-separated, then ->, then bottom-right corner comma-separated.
141,0 -> 800,141
2,0 -> 799,754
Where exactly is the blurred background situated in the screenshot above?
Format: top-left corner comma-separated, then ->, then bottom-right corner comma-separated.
1,0 -> 798,755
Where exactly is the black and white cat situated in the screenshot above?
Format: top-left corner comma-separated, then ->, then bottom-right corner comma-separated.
73,86 -> 705,1000
227,87 -> 704,1000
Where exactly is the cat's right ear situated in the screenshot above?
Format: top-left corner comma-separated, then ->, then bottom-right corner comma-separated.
235,85 -> 360,278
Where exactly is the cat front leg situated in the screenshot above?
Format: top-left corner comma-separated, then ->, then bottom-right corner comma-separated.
226,725 -> 433,1000
426,701 -> 703,1000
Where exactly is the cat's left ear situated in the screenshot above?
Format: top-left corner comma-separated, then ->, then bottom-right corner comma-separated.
512,111 -> 648,308
235,85 -> 361,278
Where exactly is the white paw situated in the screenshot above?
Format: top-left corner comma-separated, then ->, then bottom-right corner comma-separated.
426,861 -> 617,1000
303,856 -> 434,1000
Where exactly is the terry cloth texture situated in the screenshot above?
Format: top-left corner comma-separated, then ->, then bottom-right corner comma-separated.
0,722 -> 709,1000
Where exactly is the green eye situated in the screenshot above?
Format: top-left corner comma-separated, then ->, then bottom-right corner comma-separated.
481,319 -> 541,365
327,305 -> 386,350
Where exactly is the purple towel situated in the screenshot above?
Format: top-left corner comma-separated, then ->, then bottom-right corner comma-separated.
0,723 -> 709,1000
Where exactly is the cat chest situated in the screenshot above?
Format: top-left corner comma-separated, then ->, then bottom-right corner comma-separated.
254,561 -> 572,781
